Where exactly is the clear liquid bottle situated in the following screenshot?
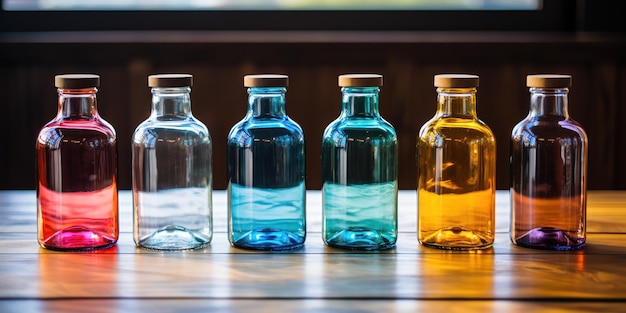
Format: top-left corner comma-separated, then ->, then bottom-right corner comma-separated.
132,74 -> 212,250
227,74 -> 306,251
321,74 -> 398,250
510,74 -> 587,250
36,74 -> 118,251
417,74 -> 496,250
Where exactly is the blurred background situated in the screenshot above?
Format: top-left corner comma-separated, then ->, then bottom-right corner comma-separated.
0,0 -> 624,190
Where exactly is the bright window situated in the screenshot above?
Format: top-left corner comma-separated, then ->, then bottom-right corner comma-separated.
4,0 -> 540,11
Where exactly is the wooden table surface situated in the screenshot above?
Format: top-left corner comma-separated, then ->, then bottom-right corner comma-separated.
1,190 -> 625,312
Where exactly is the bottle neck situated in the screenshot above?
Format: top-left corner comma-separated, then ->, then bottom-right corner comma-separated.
529,87 -> 569,118
248,87 -> 287,118
151,87 -> 192,119
58,88 -> 98,120
436,88 -> 477,118
341,87 -> 380,117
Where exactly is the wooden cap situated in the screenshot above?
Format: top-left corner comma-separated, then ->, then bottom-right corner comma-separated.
244,74 -> 289,87
527,74 -> 571,88
434,74 -> 479,88
55,74 -> 100,88
148,74 -> 193,87
338,74 -> 383,87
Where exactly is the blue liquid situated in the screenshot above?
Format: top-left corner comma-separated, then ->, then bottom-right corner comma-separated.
227,86 -> 306,251
323,181 -> 397,250
229,182 -> 306,250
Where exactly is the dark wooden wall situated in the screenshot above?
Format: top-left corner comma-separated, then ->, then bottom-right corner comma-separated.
1,32 -> 625,190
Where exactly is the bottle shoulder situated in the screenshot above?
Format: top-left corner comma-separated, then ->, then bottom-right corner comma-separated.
132,118 -> 211,145
511,116 -> 587,141
419,116 -> 494,140
228,116 -> 304,139
323,116 -> 397,139
39,117 -> 116,138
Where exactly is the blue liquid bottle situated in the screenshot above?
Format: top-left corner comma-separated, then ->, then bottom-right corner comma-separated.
132,74 -> 213,250
510,74 -> 587,250
322,74 -> 398,250
227,74 -> 306,251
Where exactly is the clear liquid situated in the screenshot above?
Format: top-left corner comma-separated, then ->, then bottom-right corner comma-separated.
229,182 -> 306,250
418,118 -> 496,250
132,122 -> 212,250
323,182 -> 397,250
510,116 -> 586,250
37,121 -> 118,251
134,188 -> 212,250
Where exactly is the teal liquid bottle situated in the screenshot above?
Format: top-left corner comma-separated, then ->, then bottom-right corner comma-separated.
132,74 -> 213,250
321,74 -> 398,250
227,74 -> 306,251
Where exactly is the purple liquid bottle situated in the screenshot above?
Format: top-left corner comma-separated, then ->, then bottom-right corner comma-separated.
510,74 -> 587,250
36,74 -> 118,251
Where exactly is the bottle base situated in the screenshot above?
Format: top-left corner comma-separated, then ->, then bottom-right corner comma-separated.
325,228 -> 396,250
41,225 -> 117,251
419,226 -> 493,250
513,227 -> 585,251
231,229 -> 304,251
138,225 -> 211,250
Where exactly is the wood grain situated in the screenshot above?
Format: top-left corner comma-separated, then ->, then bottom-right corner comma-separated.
1,190 -> 626,312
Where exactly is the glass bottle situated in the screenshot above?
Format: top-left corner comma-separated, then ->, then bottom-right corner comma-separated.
36,74 -> 118,251
132,74 -> 212,250
227,74 -> 306,251
510,74 -> 587,250
321,74 -> 398,250
417,74 -> 496,250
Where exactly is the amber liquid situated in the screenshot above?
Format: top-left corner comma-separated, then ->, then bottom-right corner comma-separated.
418,118 -> 496,249
37,121 -> 118,251
510,116 -> 586,250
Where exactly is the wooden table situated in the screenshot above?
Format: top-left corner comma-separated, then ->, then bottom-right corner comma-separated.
1,190 -> 625,312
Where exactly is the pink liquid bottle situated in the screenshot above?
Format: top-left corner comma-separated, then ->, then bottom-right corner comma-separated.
510,74 -> 587,250
36,74 -> 119,251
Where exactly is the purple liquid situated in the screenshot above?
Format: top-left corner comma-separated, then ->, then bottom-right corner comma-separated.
510,115 -> 586,250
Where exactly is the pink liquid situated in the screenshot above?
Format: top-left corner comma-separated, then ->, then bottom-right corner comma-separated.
37,120 -> 118,251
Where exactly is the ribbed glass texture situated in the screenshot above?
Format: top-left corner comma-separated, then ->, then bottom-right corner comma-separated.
321,86 -> 398,250
132,86 -> 212,250
510,87 -> 587,250
227,86 -> 306,251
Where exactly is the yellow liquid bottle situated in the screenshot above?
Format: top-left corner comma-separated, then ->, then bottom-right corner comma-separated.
417,74 -> 496,250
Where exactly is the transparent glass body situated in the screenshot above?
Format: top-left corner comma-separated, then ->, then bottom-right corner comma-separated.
510,87 -> 587,250
227,87 -> 306,251
132,86 -> 212,250
36,87 -> 118,251
417,87 -> 496,250
321,86 -> 398,250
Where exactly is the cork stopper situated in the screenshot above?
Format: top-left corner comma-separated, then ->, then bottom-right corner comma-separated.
527,74 -> 572,88
55,74 -> 100,89
434,74 -> 479,88
148,74 -> 193,87
338,74 -> 383,87
244,74 -> 289,87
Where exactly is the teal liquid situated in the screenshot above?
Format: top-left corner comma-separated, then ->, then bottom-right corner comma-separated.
321,88 -> 398,250
229,182 -> 306,250
323,181 -> 397,250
